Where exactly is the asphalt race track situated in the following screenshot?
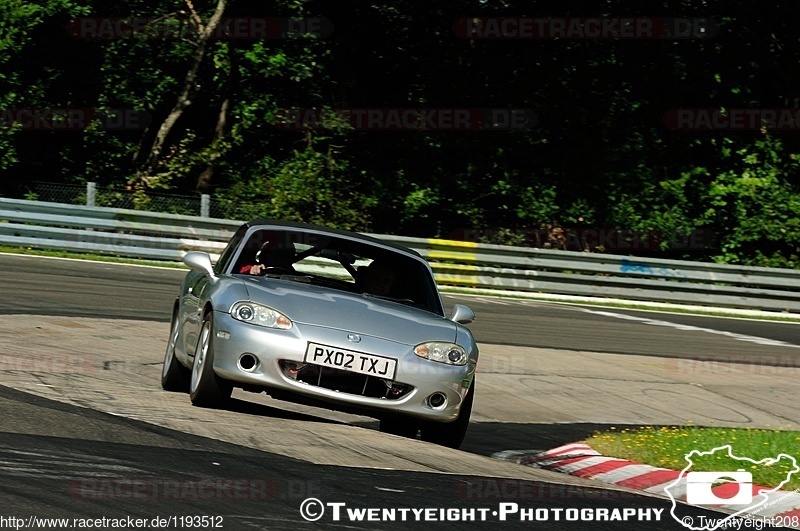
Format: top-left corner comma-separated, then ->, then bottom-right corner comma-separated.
2,253 -> 798,357
1,253 -> 798,530
2,385 -> 732,531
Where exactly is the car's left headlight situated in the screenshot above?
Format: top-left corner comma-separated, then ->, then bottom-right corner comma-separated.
414,342 -> 468,365
230,301 -> 292,330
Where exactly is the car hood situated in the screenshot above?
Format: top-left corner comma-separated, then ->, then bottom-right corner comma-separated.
240,277 -> 456,345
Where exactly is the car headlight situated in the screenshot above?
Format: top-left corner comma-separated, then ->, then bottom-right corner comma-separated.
230,302 -> 292,330
414,342 -> 468,366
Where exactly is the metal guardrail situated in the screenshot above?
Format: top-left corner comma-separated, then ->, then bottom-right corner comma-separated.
1,197 -> 799,312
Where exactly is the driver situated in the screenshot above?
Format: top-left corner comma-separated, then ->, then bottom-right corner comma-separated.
239,239 -> 297,275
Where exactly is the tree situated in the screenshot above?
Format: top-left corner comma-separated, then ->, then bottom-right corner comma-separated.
134,0 -> 229,187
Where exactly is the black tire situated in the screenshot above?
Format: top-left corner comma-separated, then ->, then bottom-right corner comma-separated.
161,307 -> 189,392
419,379 -> 475,449
189,311 -> 233,407
379,415 -> 419,439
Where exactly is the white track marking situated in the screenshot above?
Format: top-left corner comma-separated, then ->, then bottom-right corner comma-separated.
583,309 -> 800,348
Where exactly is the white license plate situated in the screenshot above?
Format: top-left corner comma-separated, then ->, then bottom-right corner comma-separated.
304,342 -> 397,379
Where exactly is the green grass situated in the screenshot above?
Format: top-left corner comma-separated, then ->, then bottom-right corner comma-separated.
587,426 -> 800,490
550,299 -> 800,322
0,244 -> 187,269
441,286 -> 800,322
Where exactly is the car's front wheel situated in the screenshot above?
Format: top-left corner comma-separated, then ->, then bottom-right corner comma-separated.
419,379 -> 475,449
161,308 -> 189,392
190,312 -> 233,407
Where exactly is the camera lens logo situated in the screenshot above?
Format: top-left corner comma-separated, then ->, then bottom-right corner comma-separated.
685,469 -> 752,505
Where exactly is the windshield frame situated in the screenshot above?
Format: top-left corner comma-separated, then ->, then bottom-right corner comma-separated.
226,224 -> 446,317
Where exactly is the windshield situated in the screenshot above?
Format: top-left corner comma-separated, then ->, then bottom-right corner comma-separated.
230,227 -> 443,316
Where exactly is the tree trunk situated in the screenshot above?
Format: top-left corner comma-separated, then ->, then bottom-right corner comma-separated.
196,96 -> 229,192
135,0 -> 229,186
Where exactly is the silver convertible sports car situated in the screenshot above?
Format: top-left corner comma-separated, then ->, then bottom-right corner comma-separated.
161,220 -> 478,448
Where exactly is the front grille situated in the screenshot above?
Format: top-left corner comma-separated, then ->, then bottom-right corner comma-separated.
280,361 -> 412,399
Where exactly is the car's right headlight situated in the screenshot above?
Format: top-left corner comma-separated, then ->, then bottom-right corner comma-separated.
230,302 -> 292,330
414,342 -> 468,365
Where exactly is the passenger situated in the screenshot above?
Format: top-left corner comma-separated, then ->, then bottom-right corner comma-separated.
361,260 -> 396,296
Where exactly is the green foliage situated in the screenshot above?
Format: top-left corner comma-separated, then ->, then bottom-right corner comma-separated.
700,139 -> 800,268
217,142 -> 375,230
478,228 -> 530,247
633,138 -> 800,267
1,0 -> 800,269
269,146 -> 374,230
0,0 -> 89,171
402,184 -> 440,223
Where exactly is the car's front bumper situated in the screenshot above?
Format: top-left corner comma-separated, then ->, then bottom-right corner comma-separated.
210,311 -> 476,422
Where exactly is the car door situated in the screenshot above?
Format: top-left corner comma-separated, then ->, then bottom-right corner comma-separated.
180,270 -> 206,357
182,226 -> 248,357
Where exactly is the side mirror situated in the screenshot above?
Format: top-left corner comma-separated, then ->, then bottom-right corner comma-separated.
183,251 -> 216,279
449,304 -> 474,324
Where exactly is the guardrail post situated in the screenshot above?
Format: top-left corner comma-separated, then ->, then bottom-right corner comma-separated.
86,182 -> 96,207
200,194 -> 210,218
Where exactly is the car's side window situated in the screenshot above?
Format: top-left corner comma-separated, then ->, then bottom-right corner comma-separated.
214,227 -> 247,275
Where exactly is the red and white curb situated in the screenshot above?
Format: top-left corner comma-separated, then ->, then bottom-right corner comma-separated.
493,442 -> 800,525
